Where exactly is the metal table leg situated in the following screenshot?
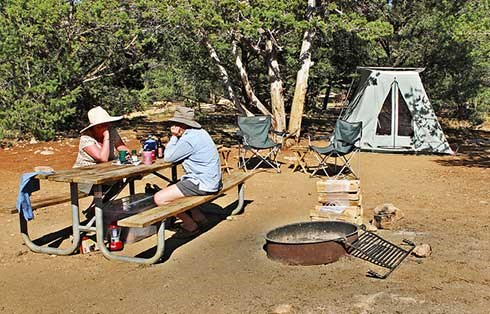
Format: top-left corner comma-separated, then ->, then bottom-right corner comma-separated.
19,182 -> 81,255
93,184 -> 166,264
129,180 -> 135,195
172,165 -> 178,183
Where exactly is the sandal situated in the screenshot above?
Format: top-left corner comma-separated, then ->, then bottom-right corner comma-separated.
172,225 -> 201,239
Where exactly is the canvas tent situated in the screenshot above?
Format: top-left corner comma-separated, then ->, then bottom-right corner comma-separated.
341,67 -> 453,154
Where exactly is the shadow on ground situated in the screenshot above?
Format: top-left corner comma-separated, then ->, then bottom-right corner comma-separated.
118,105 -> 489,169
436,127 -> 490,168
136,200 -> 253,263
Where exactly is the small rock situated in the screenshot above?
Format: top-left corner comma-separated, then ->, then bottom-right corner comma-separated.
374,203 -> 401,216
271,304 -> 293,314
29,137 -> 38,144
40,150 -> 54,155
365,221 -> 378,232
373,203 -> 404,229
412,243 -> 432,258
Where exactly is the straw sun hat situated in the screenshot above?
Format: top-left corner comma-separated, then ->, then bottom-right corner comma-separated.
167,106 -> 201,129
80,106 -> 123,133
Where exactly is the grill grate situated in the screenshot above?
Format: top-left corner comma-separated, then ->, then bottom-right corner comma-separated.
343,226 -> 416,279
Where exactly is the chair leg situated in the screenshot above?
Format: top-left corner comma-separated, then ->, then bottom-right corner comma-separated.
334,153 -> 359,179
310,152 -> 330,177
250,148 -> 281,173
269,148 -> 281,173
236,145 -> 282,173
238,146 -> 250,172
358,150 -> 361,179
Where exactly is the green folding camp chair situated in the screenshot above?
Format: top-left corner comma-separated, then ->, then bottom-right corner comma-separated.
237,116 -> 286,173
309,119 -> 363,179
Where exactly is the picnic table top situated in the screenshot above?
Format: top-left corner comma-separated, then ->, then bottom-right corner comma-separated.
36,160 -> 174,185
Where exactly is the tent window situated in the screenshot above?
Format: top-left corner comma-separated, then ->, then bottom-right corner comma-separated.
397,90 -> 413,136
376,90 -> 392,135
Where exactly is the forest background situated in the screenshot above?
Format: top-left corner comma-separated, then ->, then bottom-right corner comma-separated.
0,0 -> 488,142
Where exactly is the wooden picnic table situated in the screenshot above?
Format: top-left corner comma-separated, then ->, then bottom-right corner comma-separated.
19,159 -> 176,262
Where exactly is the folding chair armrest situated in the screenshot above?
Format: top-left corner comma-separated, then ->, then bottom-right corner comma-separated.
307,133 -> 330,146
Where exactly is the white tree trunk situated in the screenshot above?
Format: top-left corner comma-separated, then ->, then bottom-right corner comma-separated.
288,0 -> 316,140
266,38 -> 286,132
203,36 -> 252,116
232,40 -> 272,116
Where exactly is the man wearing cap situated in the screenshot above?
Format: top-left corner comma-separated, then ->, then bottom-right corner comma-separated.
73,106 -> 130,194
153,106 -> 222,238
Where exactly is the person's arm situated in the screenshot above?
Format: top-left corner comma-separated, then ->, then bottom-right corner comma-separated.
163,135 -> 193,163
83,129 -> 111,162
114,131 -> 130,153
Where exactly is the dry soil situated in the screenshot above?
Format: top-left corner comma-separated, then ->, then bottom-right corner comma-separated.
0,112 -> 489,314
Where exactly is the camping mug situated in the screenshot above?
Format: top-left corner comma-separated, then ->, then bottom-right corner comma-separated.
118,150 -> 128,163
142,151 -> 153,165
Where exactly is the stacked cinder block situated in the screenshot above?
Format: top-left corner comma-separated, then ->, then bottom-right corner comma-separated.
310,179 -> 363,225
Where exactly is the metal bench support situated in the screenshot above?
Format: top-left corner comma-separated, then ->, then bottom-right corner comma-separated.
19,183 -> 82,256
93,185 -> 166,264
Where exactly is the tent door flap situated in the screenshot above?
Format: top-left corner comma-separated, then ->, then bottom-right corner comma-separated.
375,82 -> 413,148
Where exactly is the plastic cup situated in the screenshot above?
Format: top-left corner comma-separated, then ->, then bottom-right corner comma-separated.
142,151 -> 153,165
118,150 -> 128,163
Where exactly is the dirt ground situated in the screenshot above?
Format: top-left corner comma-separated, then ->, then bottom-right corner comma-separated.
0,110 -> 489,314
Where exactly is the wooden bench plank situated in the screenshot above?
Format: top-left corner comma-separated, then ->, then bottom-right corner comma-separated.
118,171 -> 259,228
4,192 -> 89,214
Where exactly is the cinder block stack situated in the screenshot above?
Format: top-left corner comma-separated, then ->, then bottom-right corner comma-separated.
310,179 -> 363,225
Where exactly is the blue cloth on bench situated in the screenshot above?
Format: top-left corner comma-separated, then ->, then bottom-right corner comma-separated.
16,171 -> 53,220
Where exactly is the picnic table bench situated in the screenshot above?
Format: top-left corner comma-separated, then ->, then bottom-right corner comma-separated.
18,159 -> 261,264
3,192 -> 89,214
118,171 -> 257,229
112,170 -> 260,264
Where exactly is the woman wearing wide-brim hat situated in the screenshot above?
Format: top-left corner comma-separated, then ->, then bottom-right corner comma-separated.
152,106 -> 222,239
73,106 -> 130,194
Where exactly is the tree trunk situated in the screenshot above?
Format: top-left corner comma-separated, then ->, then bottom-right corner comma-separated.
232,40 -> 272,116
265,38 -> 286,132
288,0 -> 316,140
203,36 -> 252,116
323,84 -> 331,111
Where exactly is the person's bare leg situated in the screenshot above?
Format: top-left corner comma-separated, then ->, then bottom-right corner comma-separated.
153,185 -> 198,231
189,208 -> 207,225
